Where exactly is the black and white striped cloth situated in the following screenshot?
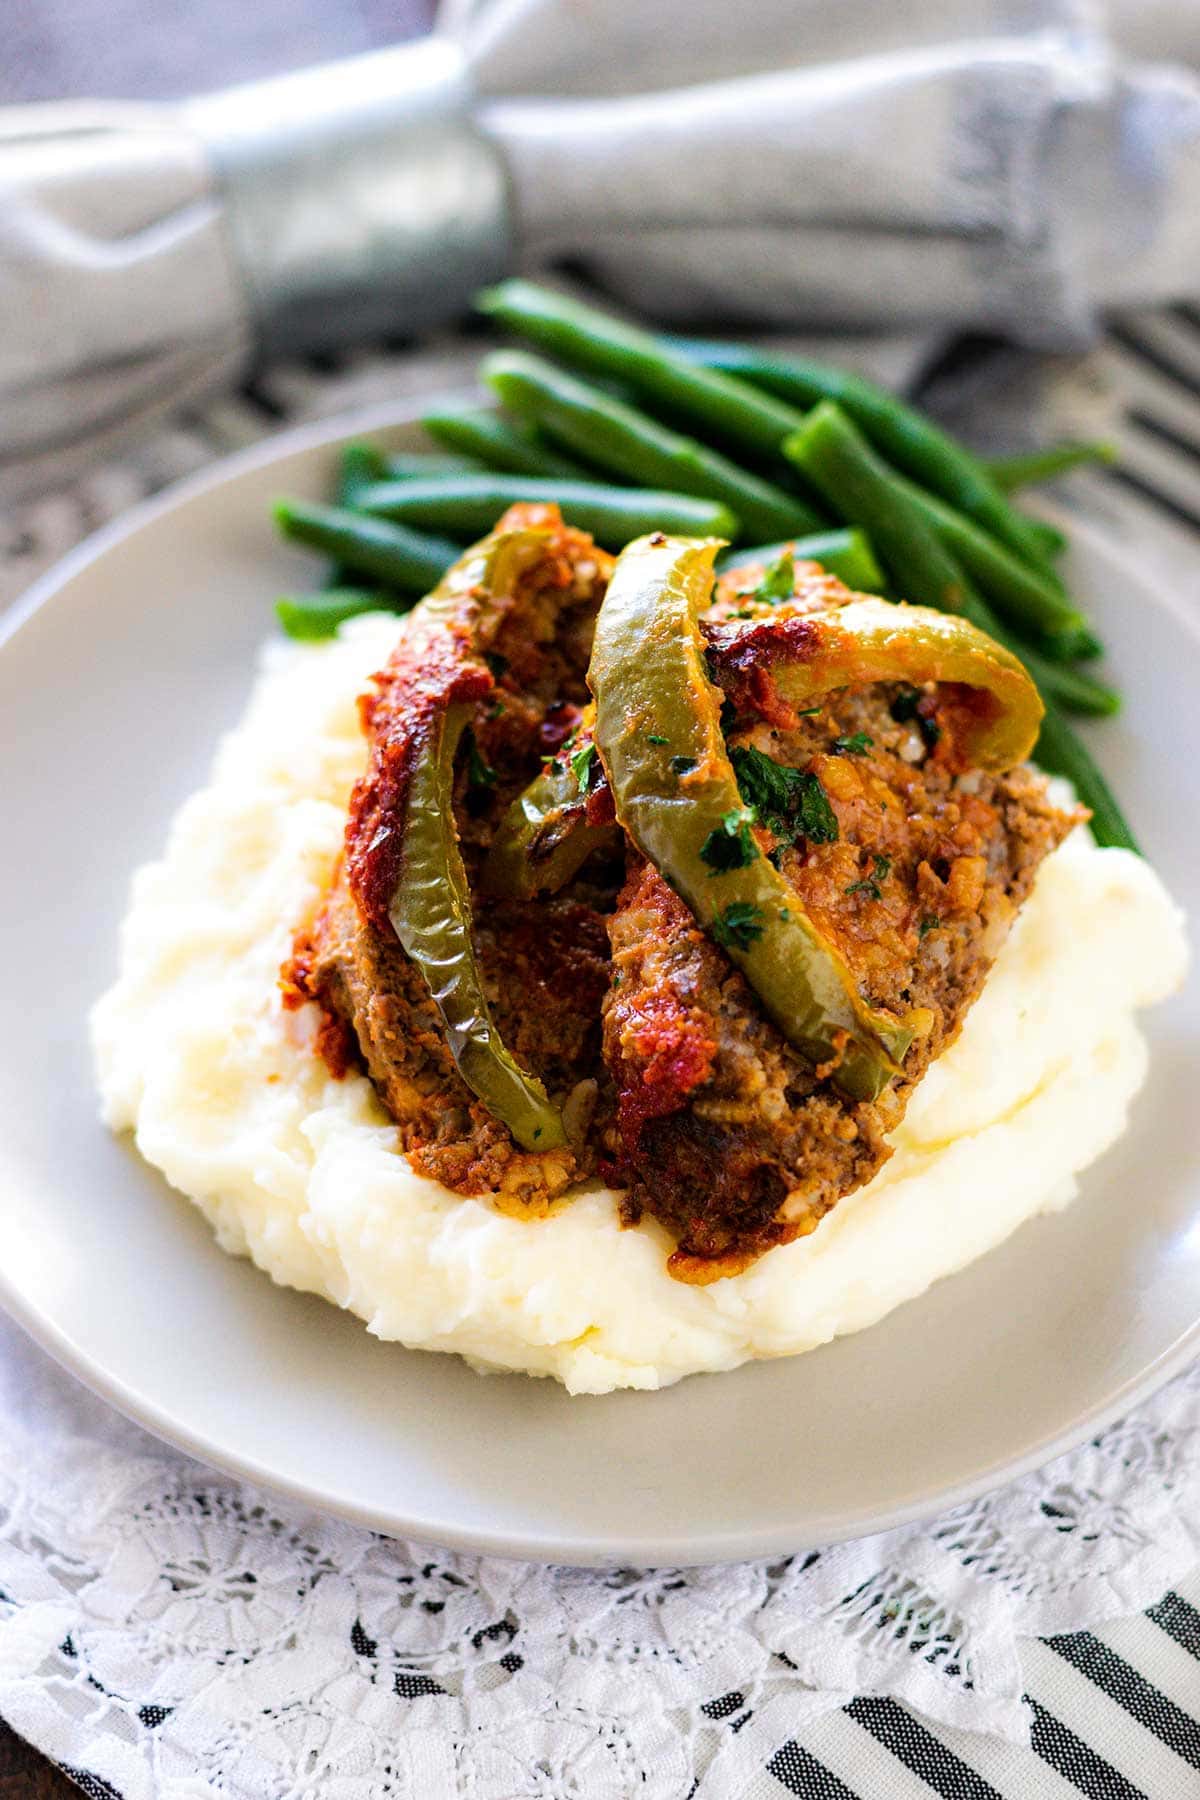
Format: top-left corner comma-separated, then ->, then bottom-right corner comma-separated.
752,1575 -> 1200,1799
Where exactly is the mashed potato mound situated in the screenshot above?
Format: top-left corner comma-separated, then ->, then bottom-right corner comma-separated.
92,616 -> 1188,1394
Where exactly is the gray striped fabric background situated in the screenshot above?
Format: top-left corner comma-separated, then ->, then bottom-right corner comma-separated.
754,1575 -> 1200,1798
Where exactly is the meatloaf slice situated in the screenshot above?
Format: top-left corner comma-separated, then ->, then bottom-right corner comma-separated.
602,667 -> 1081,1281
283,506 -> 617,1211
287,859 -> 612,1208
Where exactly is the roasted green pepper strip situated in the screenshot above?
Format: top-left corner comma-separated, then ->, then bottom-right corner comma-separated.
348,526 -> 568,1152
390,698 -> 567,1150
588,534 -> 913,1102
734,596 -> 1044,770
483,706 -> 620,898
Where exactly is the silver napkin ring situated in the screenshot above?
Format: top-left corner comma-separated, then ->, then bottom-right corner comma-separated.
186,38 -> 512,357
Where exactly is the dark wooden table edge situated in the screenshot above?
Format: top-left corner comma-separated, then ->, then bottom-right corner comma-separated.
0,1720 -> 86,1796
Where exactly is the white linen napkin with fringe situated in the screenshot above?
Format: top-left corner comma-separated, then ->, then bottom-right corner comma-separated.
2,0 -> 1199,500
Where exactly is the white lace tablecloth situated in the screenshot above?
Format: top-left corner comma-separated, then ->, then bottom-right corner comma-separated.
3,334 -> 1200,1799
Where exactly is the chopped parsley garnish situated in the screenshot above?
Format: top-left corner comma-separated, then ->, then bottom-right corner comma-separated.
569,741 -> 597,793
752,548 -> 795,605
710,900 -> 766,951
729,745 -> 797,832
796,773 -> 840,844
700,806 -> 759,875
918,914 -> 940,939
730,744 -> 839,847
844,853 -> 892,901
464,732 -> 497,790
834,732 -> 873,756
670,754 -> 699,776
646,733 -> 669,745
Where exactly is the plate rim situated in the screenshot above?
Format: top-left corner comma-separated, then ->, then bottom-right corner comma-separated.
3,398 -> 1198,1568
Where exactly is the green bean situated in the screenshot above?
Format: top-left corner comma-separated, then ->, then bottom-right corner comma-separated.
1032,704 -> 1138,851
1020,519 -> 1078,614
892,470 -> 1095,655
484,350 -> 820,541
986,441 -> 1118,491
716,529 -> 886,594
386,451 -> 481,478
337,442 -> 392,507
327,445 -> 438,588
357,473 -> 737,550
1018,641 -> 1120,717
276,588 -> 399,641
783,405 -> 1119,716
784,403 -> 972,616
421,406 -> 587,479
671,335 -> 1060,573
274,500 -> 459,593
1024,517 -> 1069,560
478,279 -> 807,460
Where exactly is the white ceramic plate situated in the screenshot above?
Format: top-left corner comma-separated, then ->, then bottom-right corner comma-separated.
2,403 -> 1198,1567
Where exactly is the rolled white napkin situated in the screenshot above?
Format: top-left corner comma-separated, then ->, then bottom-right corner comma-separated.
1,0 -> 1198,499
